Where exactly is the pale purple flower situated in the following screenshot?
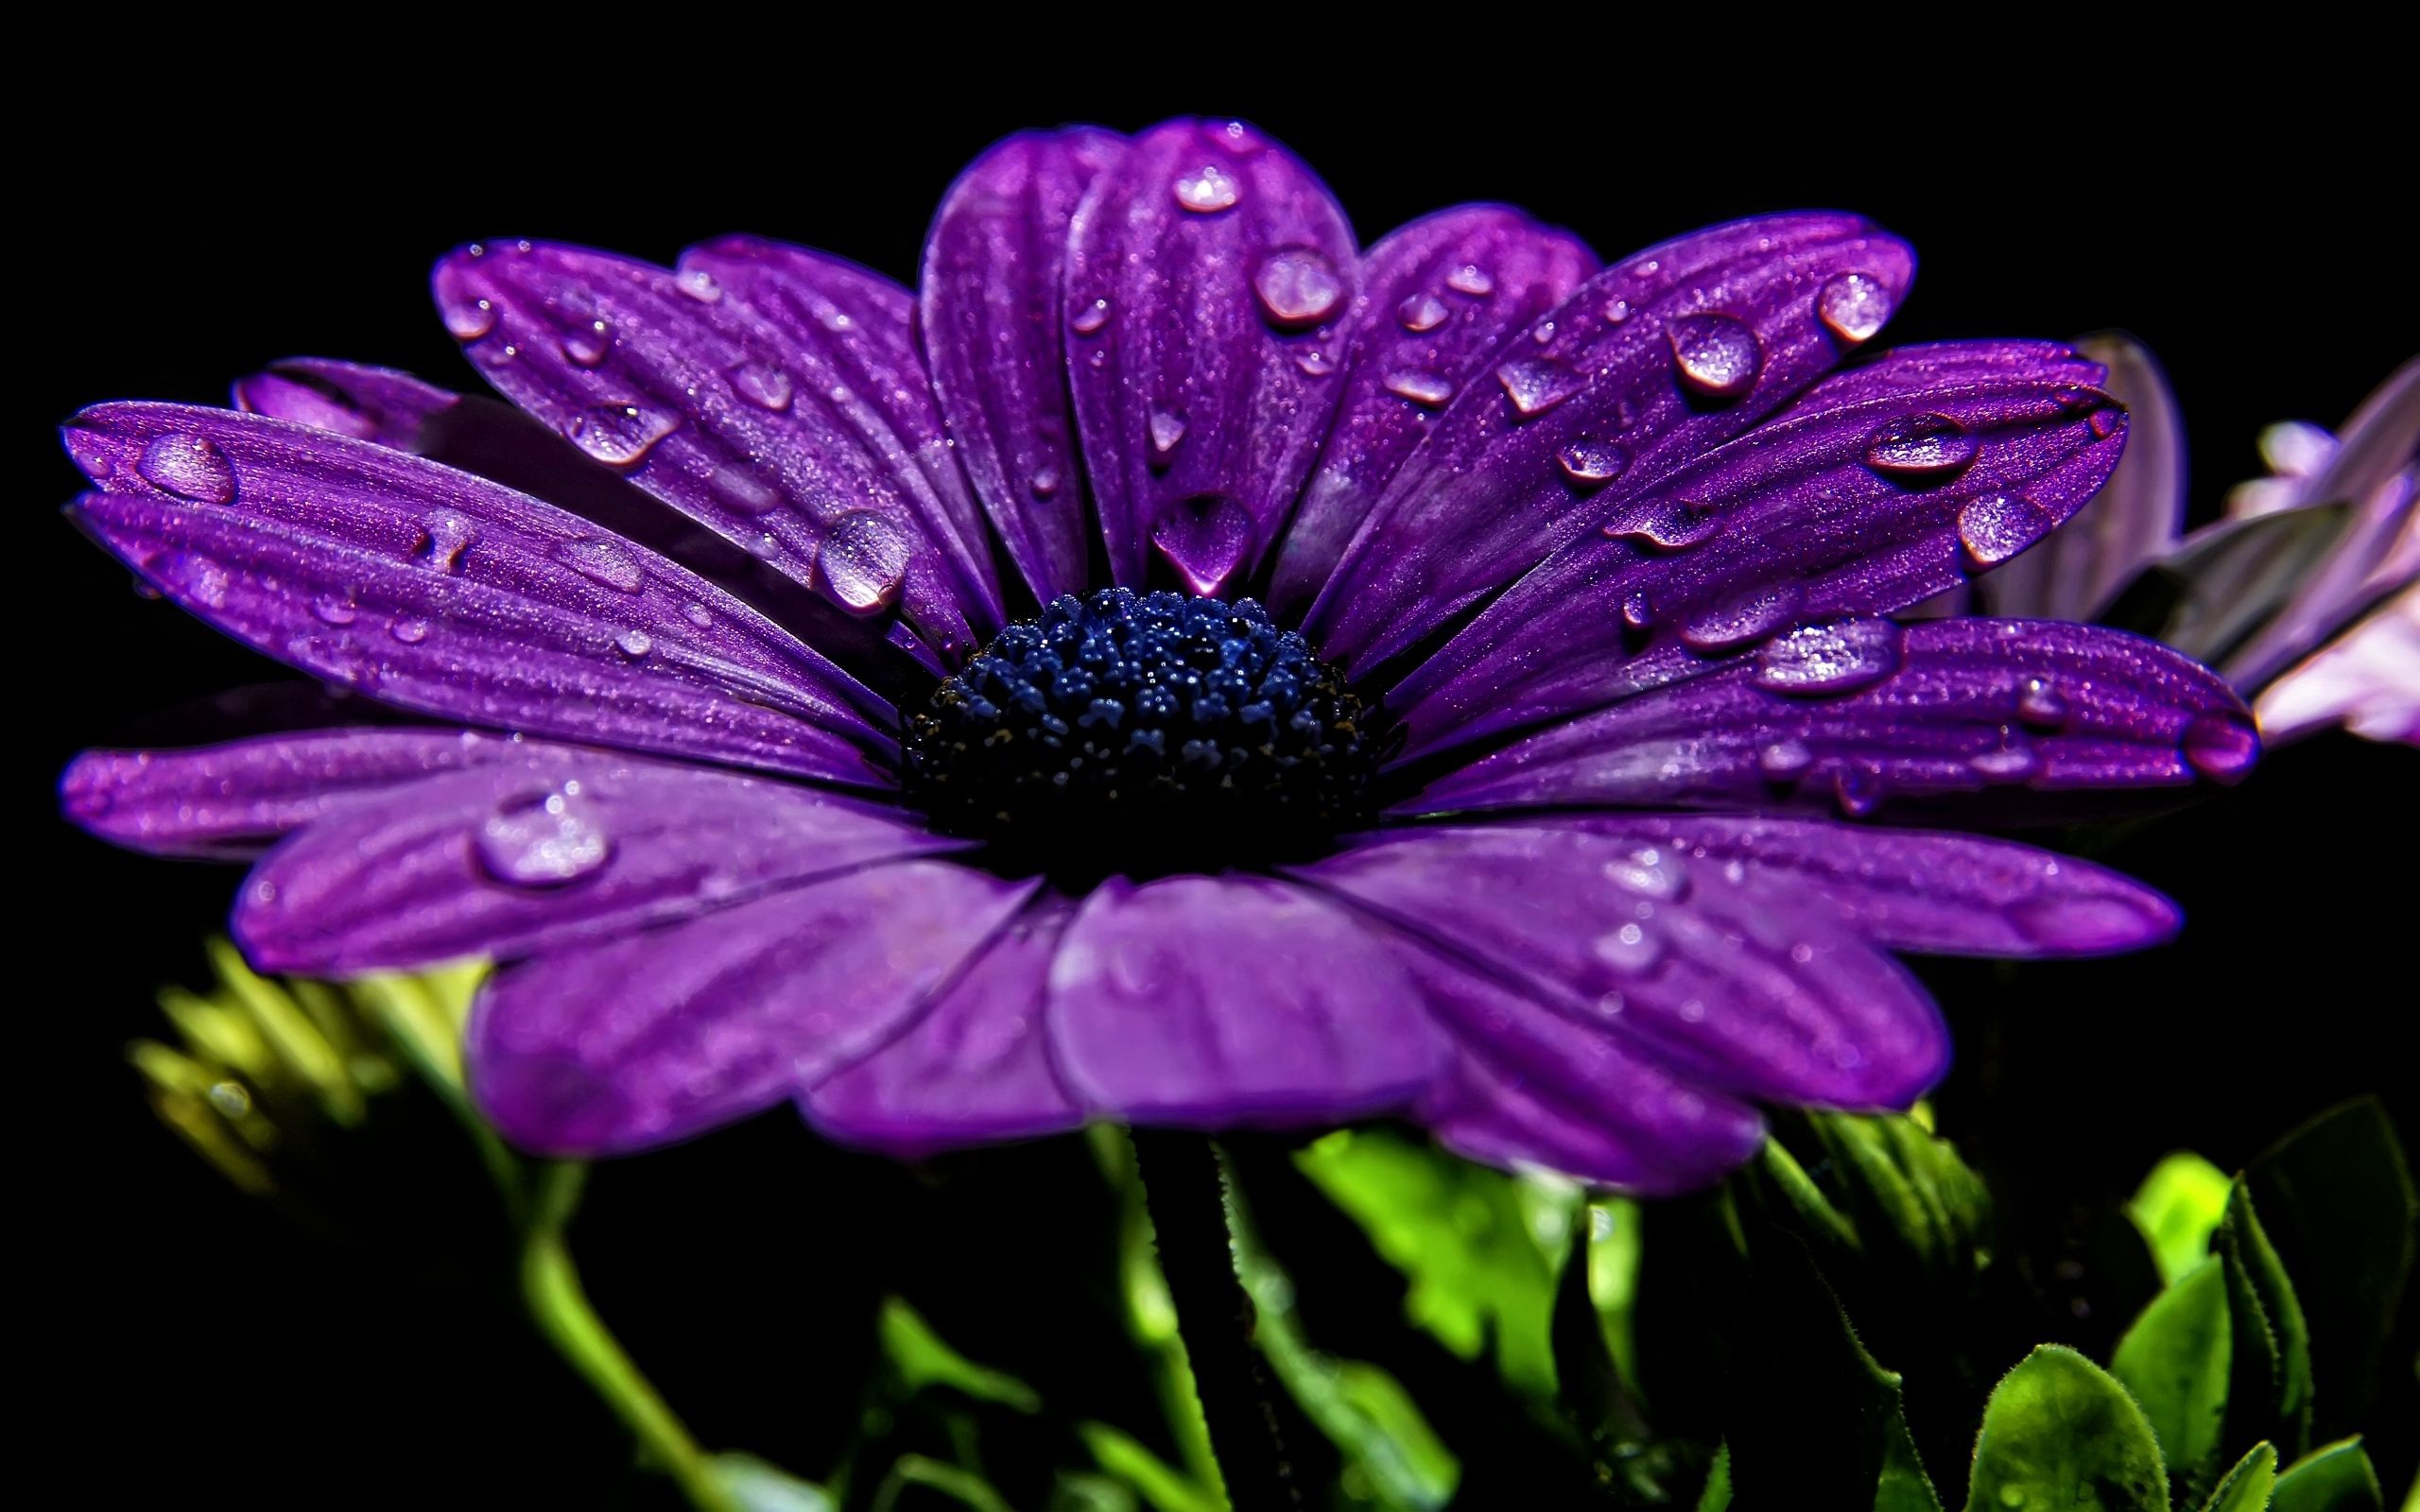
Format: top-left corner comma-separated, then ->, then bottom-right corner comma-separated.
59,120 -> 2258,1193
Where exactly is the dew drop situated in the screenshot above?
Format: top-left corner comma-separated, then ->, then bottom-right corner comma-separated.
1496,358 -> 1578,418
1835,765 -> 1887,817
1678,583 -> 1806,651
676,267 -> 722,303
418,509 -> 478,572
2017,678 -> 2070,728
1759,738 -> 1816,780
562,321 -> 612,368
2180,711 -> 2258,783
389,617 -> 431,644
1594,921 -> 1664,972
560,537 -> 647,593
1556,440 -> 1629,486
1754,617 -> 1904,695
1070,297 -> 1111,335
477,785 -> 611,886
1604,298 -> 1634,325
1957,492 -> 2057,569
1148,409 -> 1188,456
443,295 -> 497,341
1604,849 -> 1685,900
1030,466 -> 1063,499
1606,497 -> 1723,551
2088,406 -> 2129,440
1668,312 -> 1763,399
1172,163 -> 1240,213
1968,737 -> 2041,782
1397,293 -> 1450,333
614,628 -> 653,660
819,510 -> 910,612
1620,590 -> 1657,630
1864,414 -> 1979,478
137,433 -> 237,504
1531,320 -> 1557,345
310,592 -> 357,627
710,463 -> 783,516
1253,248 -> 1343,328
1817,271 -> 1894,345
1295,349 -> 1337,378
1386,370 -> 1455,407
730,361 -> 794,412
684,602 -> 714,628
1445,264 -> 1495,297
568,404 -> 678,468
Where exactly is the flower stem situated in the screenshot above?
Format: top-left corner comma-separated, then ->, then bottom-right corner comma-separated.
1131,1129 -> 1304,1511
520,1161 -> 736,1512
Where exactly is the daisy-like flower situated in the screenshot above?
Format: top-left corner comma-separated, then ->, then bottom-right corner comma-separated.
60,119 -> 2258,1194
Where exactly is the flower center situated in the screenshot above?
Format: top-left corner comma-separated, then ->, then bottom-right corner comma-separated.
904,590 -> 1379,878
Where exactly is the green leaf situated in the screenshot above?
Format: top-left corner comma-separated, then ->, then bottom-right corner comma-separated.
2216,1180 -> 2314,1456
1076,1424 -> 1221,1512
711,1454 -> 834,1512
878,1297 -> 1043,1413
2199,1444 -> 2278,1512
2247,1101 -> 2419,1437
2111,1255 -> 2233,1481
2273,1437 -> 2384,1512
1961,1345 -> 2168,1512
1753,1112 -> 1991,1276
1293,1127 -> 1570,1399
2130,1152 -> 2234,1286
1696,1443 -> 1733,1511
2101,501 -> 2353,665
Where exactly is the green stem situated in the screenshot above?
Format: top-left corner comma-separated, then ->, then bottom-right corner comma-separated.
520,1162 -> 735,1512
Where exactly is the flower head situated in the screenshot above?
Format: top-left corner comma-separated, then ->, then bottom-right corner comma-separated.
60,119 -> 2258,1193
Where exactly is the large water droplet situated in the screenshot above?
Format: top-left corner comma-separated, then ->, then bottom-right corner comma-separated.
1397,293 -> 1449,333
1386,370 -> 1455,408
569,404 -> 678,468
676,267 -> 722,303
442,294 -> 497,341
1607,497 -> 1723,551
1594,921 -> 1663,972
562,320 -> 612,368
730,361 -> 794,412
137,433 -> 237,504
310,592 -> 357,627
1754,617 -> 1904,695
1070,297 -> 1111,335
1678,584 -> 1806,651
1496,358 -> 1578,418
477,785 -> 611,886
1149,409 -> 1188,456
1864,414 -> 1978,478
1620,590 -> 1657,630
1152,492 -> 1254,596
1968,731 -> 2041,781
1668,312 -> 1763,399
390,616 -> 431,644
560,537 -> 647,593
419,509 -> 478,572
2180,711 -> 2258,783
1817,271 -> 1894,345
1445,264 -> 1495,297
1957,492 -> 2057,569
614,628 -> 653,660
2017,678 -> 2070,729
1834,765 -> 1887,817
1759,738 -> 1816,780
1172,163 -> 1240,213
1557,440 -> 1629,486
1030,466 -> 1063,499
819,510 -> 910,612
1253,248 -> 1343,328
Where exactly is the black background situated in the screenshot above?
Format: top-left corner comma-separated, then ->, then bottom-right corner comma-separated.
22,42 -> 2417,1508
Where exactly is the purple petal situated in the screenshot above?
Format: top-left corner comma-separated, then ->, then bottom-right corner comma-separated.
1303,214 -> 1917,674
432,239 -> 1000,657
468,861 -> 1035,1156
1267,205 -> 1596,615
1394,939 -> 1765,1193
233,358 -> 459,448
805,894 -> 1084,1151
62,728 -> 554,859
233,755 -> 960,974
1980,333 -> 2186,621
64,403 -> 891,783
918,129 -> 1126,603
1403,618 -> 2256,819
1532,814 -> 2179,958
1389,341 -> 2125,759
1064,118 -> 1357,595
2256,585 -> 2420,746
1047,873 -> 1446,1125
1297,825 -> 1948,1108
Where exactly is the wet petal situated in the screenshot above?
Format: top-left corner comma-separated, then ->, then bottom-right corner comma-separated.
918,129 -> 1126,603
1065,117 -> 1357,594
1267,205 -> 1595,615
1047,873 -> 1446,1125
1390,341 -> 2124,759
1298,825 -> 1945,1108
233,358 -> 458,448
468,861 -> 1035,1156
1403,619 -> 2256,820
1305,214 -> 1917,673
233,755 -> 959,974
433,239 -> 1000,657
64,403 -> 891,783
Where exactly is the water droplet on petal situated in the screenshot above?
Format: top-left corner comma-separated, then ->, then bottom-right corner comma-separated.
1759,738 -> 1816,780
1678,583 -> 1806,651
419,509 -> 477,572
710,463 -> 783,516
443,295 -> 497,341
1030,466 -> 1063,499
1817,271 -> 1894,345
1294,349 -> 1336,378
1253,248 -> 1343,328
1386,370 -> 1455,407
1957,492 -> 2057,569
310,592 -> 357,626
1445,264 -> 1495,297
819,510 -> 910,612
684,602 -> 714,628
1398,293 -> 1449,333
1151,492 -> 1254,596
2017,678 -> 2070,728
562,321 -> 612,368
137,433 -> 237,504
1205,119 -> 1266,156
676,267 -> 722,302
390,617 -> 430,644
1668,312 -> 1763,399
614,628 -> 653,659
1149,409 -> 1188,455
2180,711 -> 2258,783
560,537 -> 647,593
1607,497 -> 1723,551
2088,406 -> 2129,440
477,785 -> 610,886
1968,738 -> 2041,782
1835,764 -> 1887,817
1594,921 -> 1663,971
1604,298 -> 1634,325
1070,298 -> 1111,335
1556,440 -> 1629,486
1496,358 -> 1578,418
1865,414 -> 1979,478
1173,163 -> 1240,213
730,361 -> 794,412
1604,849 -> 1685,900
1754,617 -> 1904,695
1620,590 -> 1657,630
569,404 -> 678,468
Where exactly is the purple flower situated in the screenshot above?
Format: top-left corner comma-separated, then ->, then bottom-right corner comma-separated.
59,120 -> 2259,1194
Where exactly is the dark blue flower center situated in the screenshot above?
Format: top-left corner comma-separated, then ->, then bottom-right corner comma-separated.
905,590 -> 1378,876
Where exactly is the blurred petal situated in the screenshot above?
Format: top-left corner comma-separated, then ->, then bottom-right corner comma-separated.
1304,214 -> 1916,674
1403,618 -> 2256,820
233,358 -> 458,447
1268,205 -> 1595,614
918,129 -> 1126,603
1047,873 -> 1446,1125
2255,586 -> 2420,746
234,756 -> 959,973
1981,332 -> 2185,621
469,861 -> 1035,1156
64,403 -> 892,783
1389,341 -> 2122,760
1065,117 -> 1357,594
